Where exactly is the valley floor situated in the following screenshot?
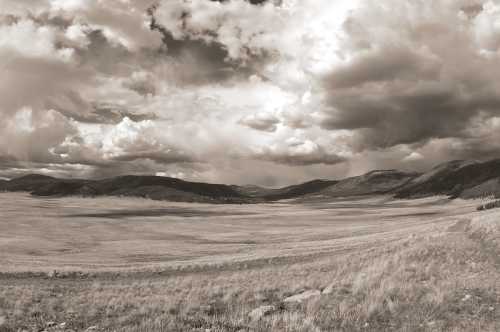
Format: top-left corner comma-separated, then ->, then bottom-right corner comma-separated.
0,194 -> 499,331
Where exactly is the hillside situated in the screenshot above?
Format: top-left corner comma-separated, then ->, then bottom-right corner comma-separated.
395,159 -> 500,199
3,158 -> 500,203
0,174 -> 62,192
0,174 -> 249,204
268,179 -> 339,200
303,170 -> 419,200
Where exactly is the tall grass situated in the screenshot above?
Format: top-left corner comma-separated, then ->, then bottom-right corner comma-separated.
1,212 -> 499,331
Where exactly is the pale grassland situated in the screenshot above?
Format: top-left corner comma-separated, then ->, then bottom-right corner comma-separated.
0,193 -> 499,331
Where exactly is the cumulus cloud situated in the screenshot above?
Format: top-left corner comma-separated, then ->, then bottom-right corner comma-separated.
321,0 -> 500,153
254,137 -> 345,166
153,0 -> 282,61
238,112 -> 280,132
2,0 -> 500,185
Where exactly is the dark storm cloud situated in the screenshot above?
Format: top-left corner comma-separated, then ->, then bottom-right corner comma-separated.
147,3 -> 270,85
75,29 -> 131,74
326,47 -> 441,89
257,150 -> 345,166
28,11 -> 74,29
321,0 -> 500,157
259,154 -> 345,166
322,82 -> 500,149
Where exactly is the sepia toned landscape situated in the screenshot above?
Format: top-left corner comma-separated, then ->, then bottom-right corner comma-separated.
3,0 -> 500,331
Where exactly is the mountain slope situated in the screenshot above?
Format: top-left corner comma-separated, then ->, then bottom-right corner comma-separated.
3,158 -> 500,203
266,179 -> 339,200
88,176 -> 245,200
312,170 -> 419,199
1,175 -> 249,203
395,159 -> 500,199
0,174 -> 60,192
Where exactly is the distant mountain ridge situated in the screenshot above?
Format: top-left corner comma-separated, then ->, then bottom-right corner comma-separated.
315,170 -> 418,198
394,159 -> 500,199
0,174 -> 249,204
1,159 -> 500,203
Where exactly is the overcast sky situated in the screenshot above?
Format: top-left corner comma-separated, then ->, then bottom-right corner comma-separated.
1,0 -> 500,186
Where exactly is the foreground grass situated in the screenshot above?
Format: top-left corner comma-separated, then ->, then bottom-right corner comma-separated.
1,210 -> 500,331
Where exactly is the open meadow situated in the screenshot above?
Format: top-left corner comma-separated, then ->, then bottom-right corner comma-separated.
1,193 -> 499,331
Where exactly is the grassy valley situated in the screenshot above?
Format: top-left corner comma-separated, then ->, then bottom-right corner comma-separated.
0,193 -> 499,331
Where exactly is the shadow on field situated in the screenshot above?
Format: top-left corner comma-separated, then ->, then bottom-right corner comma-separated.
66,208 -> 257,219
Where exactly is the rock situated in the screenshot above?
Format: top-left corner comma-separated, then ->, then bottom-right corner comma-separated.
461,294 -> 471,302
58,322 -> 66,328
46,270 -> 57,278
284,290 -> 321,303
85,326 -> 98,332
46,321 -> 56,327
322,284 -> 335,295
248,305 -> 275,321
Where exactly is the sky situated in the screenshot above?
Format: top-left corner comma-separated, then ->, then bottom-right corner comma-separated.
1,0 -> 500,186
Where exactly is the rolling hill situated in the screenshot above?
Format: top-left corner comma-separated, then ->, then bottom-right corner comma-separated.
234,179 -> 339,200
0,174 -> 249,203
395,159 -> 500,199
2,158 -> 500,202
314,170 -> 419,199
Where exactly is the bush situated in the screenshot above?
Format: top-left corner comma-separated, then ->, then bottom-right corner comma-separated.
477,200 -> 500,211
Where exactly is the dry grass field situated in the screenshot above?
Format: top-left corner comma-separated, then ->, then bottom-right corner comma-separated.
0,193 -> 499,331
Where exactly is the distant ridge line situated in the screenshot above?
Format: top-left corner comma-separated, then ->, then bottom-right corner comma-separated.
1,159 -> 500,203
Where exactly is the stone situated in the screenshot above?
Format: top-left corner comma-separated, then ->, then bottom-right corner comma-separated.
284,290 -> 321,303
46,270 -> 57,278
248,305 -> 275,321
322,284 -> 335,295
